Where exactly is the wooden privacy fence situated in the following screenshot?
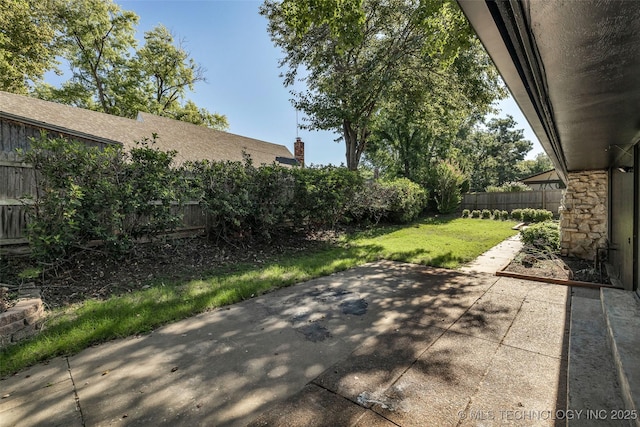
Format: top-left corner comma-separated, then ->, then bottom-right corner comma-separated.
461,189 -> 563,215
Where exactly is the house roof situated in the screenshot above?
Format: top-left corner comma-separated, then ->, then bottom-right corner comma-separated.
458,0 -> 640,180
0,90 -> 294,165
520,169 -> 561,185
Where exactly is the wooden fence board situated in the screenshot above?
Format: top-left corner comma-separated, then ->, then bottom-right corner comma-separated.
461,190 -> 563,214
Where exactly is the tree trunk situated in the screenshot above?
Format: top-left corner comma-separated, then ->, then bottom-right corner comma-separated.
343,120 -> 359,170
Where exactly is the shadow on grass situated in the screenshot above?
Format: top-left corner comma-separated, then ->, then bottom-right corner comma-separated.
0,243 -> 384,377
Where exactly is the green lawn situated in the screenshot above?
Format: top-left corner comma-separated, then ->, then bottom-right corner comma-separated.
0,217 -> 517,377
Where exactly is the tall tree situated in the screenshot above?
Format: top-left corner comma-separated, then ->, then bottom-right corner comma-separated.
0,0 -> 59,94
136,25 -> 205,114
458,115 -> 532,191
31,0 -> 228,130
516,152 -> 554,179
261,0 -> 481,170
365,36 -> 502,183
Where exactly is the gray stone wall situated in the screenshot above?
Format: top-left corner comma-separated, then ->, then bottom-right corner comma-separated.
559,170 -> 608,260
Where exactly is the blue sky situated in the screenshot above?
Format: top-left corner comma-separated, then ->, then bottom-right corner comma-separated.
117,0 -> 543,165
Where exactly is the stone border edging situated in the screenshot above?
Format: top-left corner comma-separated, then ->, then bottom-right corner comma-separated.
495,266 -> 620,289
0,284 -> 44,348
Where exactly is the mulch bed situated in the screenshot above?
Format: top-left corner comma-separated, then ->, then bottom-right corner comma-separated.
0,230 -> 340,312
502,244 -> 611,285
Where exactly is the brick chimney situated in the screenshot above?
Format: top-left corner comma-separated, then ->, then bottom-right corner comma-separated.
294,137 -> 305,167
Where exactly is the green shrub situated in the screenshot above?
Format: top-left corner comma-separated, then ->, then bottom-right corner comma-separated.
521,208 -> 536,222
433,161 -> 465,214
348,178 -> 427,224
520,221 -> 560,252
492,209 -> 501,220
380,178 -> 428,223
481,209 -> 492,219
471,210 -> 481,218
533,209 -> 553,222
461,209 -> 470,218
23,134 -> 189,260
500,210 -> 510,220
291,166 -> 363,228
511,209 -> 523,221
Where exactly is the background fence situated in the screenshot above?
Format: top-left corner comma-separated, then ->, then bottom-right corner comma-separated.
461,189 -> 563,215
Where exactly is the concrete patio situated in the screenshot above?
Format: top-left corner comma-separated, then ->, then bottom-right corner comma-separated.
0,237 -> 632,426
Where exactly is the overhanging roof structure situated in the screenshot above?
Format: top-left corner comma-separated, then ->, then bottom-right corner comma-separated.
458,0 -> 640,180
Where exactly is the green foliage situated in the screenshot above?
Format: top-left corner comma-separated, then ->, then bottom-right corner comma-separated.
261,0 -> 503,170
458,116 -> 533,192
433,161 -> 465,214
30,0 -> 226,128
510,208 -> 553,223
511,209 -> 523,221
291,166 -> 363,227
486,181 -> 532,192
190,161 -> 362,240
520,221 -> 560,252
500,210 -> 510,220
493,209 -> 501,220
481,209 -> 492,219
461,209 -> 470,218
515,153 -> 554,180
534,209 -> 553,222
521,208 -> 536,222
471,210 -> 481,218
0,0 -> 59,93
379,178 -> 428,223
22,133 -> 189,260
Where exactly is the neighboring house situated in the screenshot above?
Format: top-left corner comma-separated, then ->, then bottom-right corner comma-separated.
0,90 -> 296,165
519,169 -> 564,190
0,90 -> 299,245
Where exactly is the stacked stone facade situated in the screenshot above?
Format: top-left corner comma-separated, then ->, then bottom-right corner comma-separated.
559,170 -> 608,260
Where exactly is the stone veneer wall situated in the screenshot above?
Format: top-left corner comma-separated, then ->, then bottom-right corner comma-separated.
559,170 -> 608,260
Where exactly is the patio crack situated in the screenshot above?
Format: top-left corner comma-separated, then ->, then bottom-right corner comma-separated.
66,356 -> 86,427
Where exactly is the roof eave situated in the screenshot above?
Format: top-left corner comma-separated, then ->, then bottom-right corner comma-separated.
457,0 -> 567,182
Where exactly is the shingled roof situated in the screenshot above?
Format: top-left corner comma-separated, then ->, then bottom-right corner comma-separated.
0,90 -> 295,165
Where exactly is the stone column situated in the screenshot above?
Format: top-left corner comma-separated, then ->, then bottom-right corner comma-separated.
559,170 -> 608,260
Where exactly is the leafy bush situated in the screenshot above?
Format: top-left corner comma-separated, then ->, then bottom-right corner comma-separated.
471,210 -> 481,218
511,209 -> 523,221
520,221 -> 560,252
492,209 -> 501,220
461,209 -> 470,218
22,134 -> 189,260
500,210 -> 510,220
521,208 -> 536,222
348,178 -> 428,224
481,209 -> 492,219
433,161 -> 466,214
533,209 -> 553,222
510,208 -> 553,223
291,166 -> 362,227
381,178 -> 429,223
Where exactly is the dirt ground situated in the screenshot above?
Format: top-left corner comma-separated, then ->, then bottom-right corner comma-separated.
503,244 -> 611,284
0,230 -> 339,312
